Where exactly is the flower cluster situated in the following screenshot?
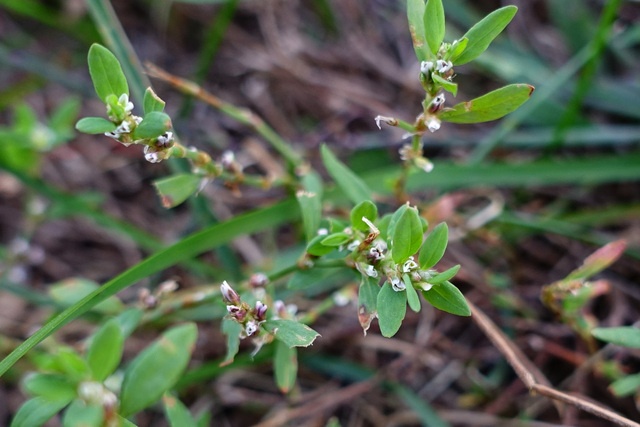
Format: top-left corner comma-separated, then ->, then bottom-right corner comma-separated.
221,281 -> 268,338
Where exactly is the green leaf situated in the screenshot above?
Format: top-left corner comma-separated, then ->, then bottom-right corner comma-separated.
610,373 -> 640,397
429,264 -> 460,284
440,84 -> 534,124
321,232 -> 351,247
431,74 -> 458,97
119,323 -> 198,417
162,393 -> 198,427
592,327 -> 640,348
114,308 -> 144,338
62,399 -> 104,427
220,318 -> 242,366
391,206 -> 423,263
86,318 -> 124,382
407,0 -> 429,61
262,319 -> 320,348
131,111 -> 172,140
87,44 -> 129,103
118,416 -> 138,427
377,214 -> 392,240
10,396 -> 72,427
153,174 -> 203,209
404,274 -> 421,312
274,340 -> 297,394
306,234 -> 336,256
387,205 -> 409,241
74,117 -> 115,135
23,374 -> 77,402
48,278 -> 123,314
377,282 -> 407,337
453,6 -> 518,65
424,0 -> 444,55
447,37 -> 468,62
46,347 -> 91,381
422,281 -> 470,316
350,200 -> 378,232
50,98 -> 81,135
297,171 -> 324,242
358,276 -> 380,334
418,222 -> 449,269
320,144 -> 372,205
143,87 -> 166,114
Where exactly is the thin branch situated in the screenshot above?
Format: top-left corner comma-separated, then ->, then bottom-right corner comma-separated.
145,63 -> 304,169
468,301 -> 640,427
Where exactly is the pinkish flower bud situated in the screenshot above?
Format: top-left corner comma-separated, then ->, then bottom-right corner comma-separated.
274,300 -> 287,318
220,280 -> 241,305
249,273 -> 269,288
254,301 -> 268,321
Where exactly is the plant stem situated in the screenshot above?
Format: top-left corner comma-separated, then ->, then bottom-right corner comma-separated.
146,63 -> 304,170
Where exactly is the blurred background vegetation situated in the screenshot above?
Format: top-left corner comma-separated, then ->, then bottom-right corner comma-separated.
1,0 -> 639,425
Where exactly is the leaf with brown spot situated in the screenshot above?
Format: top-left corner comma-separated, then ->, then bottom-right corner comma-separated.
440,84 -> 534,123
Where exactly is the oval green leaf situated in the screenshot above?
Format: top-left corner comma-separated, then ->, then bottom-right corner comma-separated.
377,281 -> 407,337
440,84 -> 534,124
429,264 -> 460,284
453,6 -> 518,65
262,319 -> 320,348
418,222 -> 449,269
10,397 -> 72,427
610,373 -> 640,397
23,374 -> 77,402
431,74 -> 458,97
274,340 -> 298,394
320,144 -> 372,205
62,399 -> 104,427
422,280 -> 470,316
592,327 -> 640,349
153,174 -> 203,209
358,275 -> 380,334
119,323 -> 198,417
404,274 -> 421,312
391,207 -> 423,263
297,171 -> 324,242
86,318 -> 124,382
143,87 -> 166,114
220,318 -> 242,367
75,117 -> 116,134
162,393 -> 198,427
88,44 -> 129,103
350,200 -> 378,232
306,234 -> 336,256
424,0 -> 445,55
407,0 -> 429,61
131,111 -> 172,140
321,232 -> 352,247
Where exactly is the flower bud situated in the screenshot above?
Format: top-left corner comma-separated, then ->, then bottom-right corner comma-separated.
249,273 -> 269,288
254,300 -> 268,321
220,280 -> 241,305
245,320 -> 258,337
390,276 -> 405,292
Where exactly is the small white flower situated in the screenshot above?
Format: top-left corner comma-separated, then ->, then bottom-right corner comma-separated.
436,60 -> 452,74
433,94 -> 445,107
365,265 -> 378,278
104,131 -> 119,139
347,240 -> 361,251
421,283 -> 434,292
118,94 -> 134,113
227,305 -> 241,313
415,157 -> 434,173
420,61 -> 434,74
317,228 -> 328,236
157,131 -> 173,147
390,276 -> 405,292
333,292 -> 350,307
427,118 -> 441,133
143,146 -> 163,163
133,115 -> 143,125
374,115 -> 395,130
399,144 -> 412,161
116,121 -> 130,134
245,320 -> 258,336
221,150 -> 235,167
402,259 -> 418,273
